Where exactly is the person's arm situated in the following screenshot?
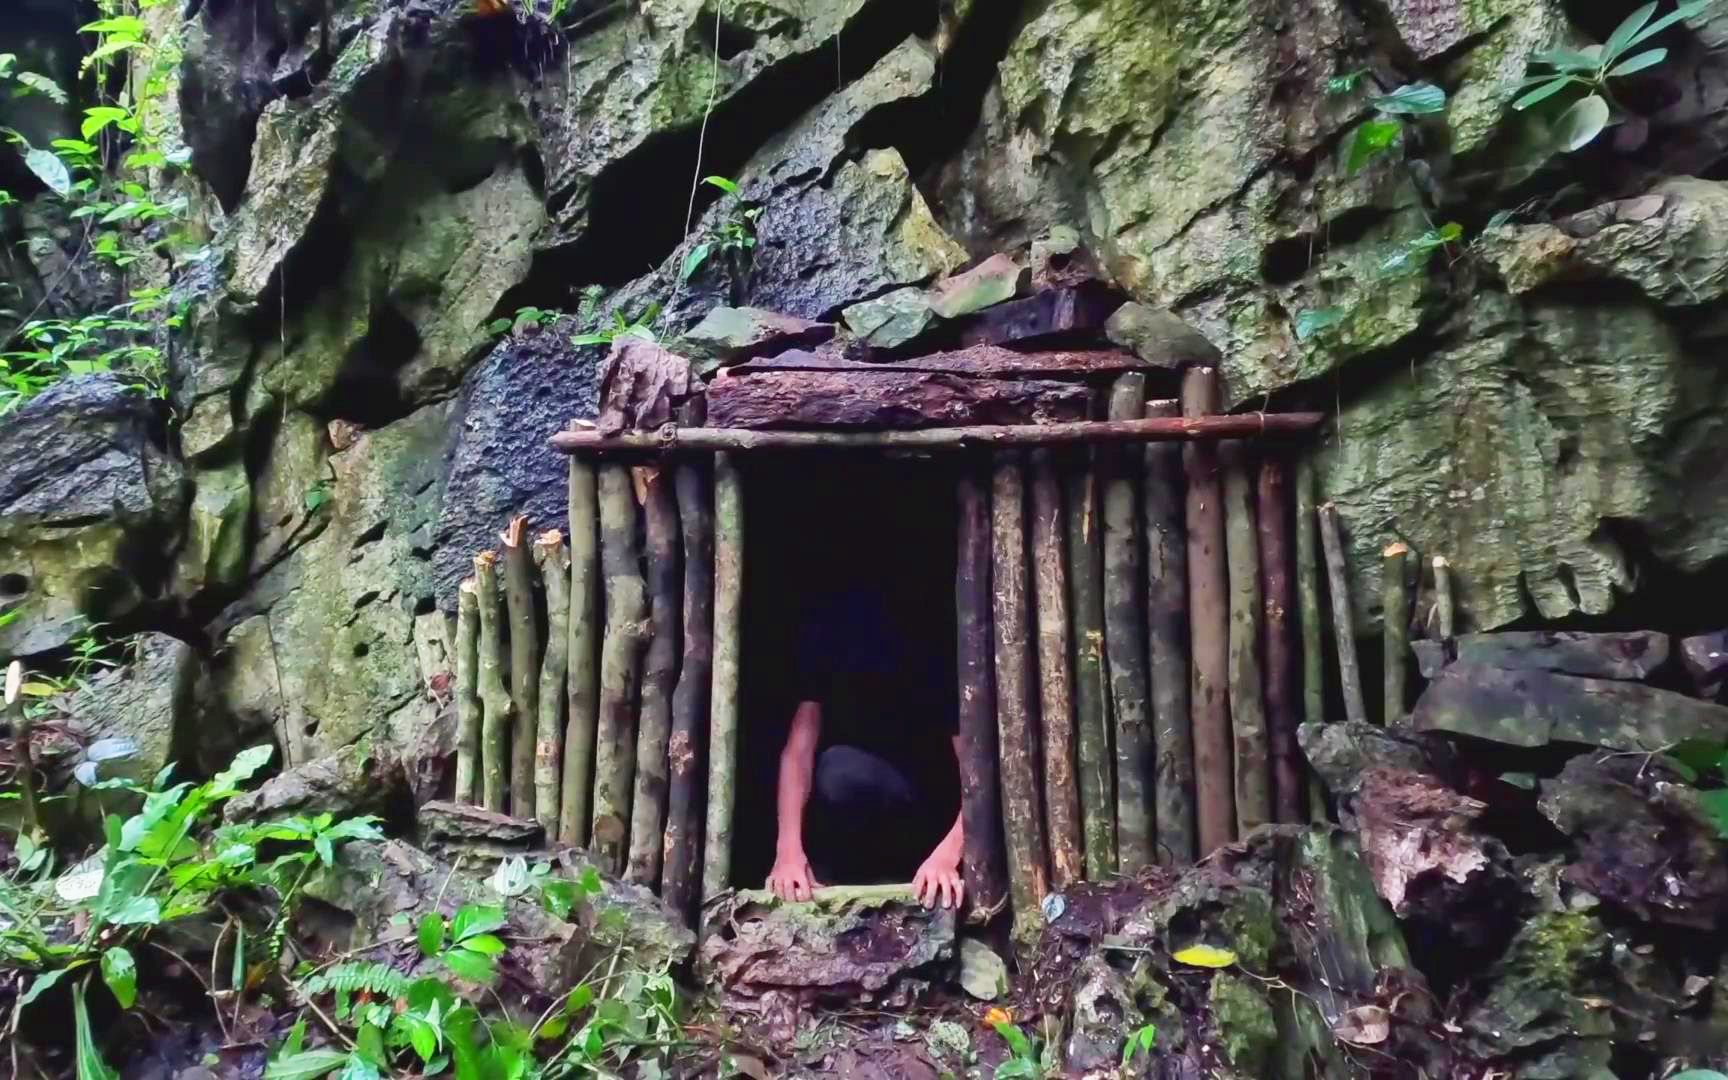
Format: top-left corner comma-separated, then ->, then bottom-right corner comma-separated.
913,735 -> 967,910
767,700 -> 822,902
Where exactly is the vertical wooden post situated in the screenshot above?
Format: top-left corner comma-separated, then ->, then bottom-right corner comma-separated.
474,551 -> 514,814
1318,502 -> 1368,726
1183,367 -> 1234,854
991,452 -> 1049,944
1064,452 -> 1114,880
1294,457 -> 1328,819
1257,458 -> 1302,824
453,579 -> 481,805
1143,401 -> 1194,864
561,456 -> 601,844
594,464 -> 648,874
1103,375 -> 1154,872
501,516 -> 541,820
1029,451 -> 1081,888
628,467 -> 682,887
956,461 -> 1008,920
1223,441 -> 1270,833
534,530 -> 571,835
663,454 -> 714,920
703,453 -> 744,901
1432,555 -> 1456,640
1382,542 -> 1411,726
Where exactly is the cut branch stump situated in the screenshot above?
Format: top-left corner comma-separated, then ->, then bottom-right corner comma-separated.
533,530 -> 571,837
957,462 -> 1008,921
1183,367 -> 1234,853
703,454 -> 745,900
501,516 -> 541,820
1104,375 -> 1154,872
454,579 -> 481,805
561,456 -> 601,845
628,466 -> 682,888
1029,450 -> 1081,888
594,464 -> 648,875
1144,400 -> 1194,864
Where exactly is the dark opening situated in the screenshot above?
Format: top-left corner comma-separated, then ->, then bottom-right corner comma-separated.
734,454 -> 959,890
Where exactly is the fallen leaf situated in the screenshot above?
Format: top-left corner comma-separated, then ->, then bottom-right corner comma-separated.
984,1006 -> 1012,1027
1333,1005 -> 1390,1045
1171,944 -> 1238,968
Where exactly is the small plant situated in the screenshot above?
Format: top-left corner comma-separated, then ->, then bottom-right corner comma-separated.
1337,81 -> 1448,174
1513,1 -> 1712,152
992,1021 -> 1045,1080
570,299 -> 662,348
680,175 -> 761,284
1121,1023 -> 1158,1069
484,306 -> 562,337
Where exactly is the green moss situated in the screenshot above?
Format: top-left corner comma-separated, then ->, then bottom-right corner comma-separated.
1209,972 -> 1277,1076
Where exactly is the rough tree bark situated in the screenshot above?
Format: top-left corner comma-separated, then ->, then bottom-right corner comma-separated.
473,551 -> 514,814
594,464 -> 648,874
1295,457 -> 1328,819
703,454 -> 745,900
453,578 -> 481,805
1183,367 -> 1234,853
533,530 -> 570,836
500,516 -> 541,820
956,462 -> 1009,920
1222,441 -> 1270,833
1143,400 -> 1194,864
1257,458 -> 1302,824
628,466 -> 682,888
562,455 -> 601,845
1383,542 -> 1411,725
663,453 -> 714,921
1029,450 -> 1082,888
1104,375 -> 1155,872
1318,502 -> 1368,726
1065,451 -> 1114,879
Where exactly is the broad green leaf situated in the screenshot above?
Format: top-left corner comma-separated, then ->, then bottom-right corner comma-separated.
1514,76 -> 1575,110
1555,94 -> 1611,152
23,149 -> 70,196
335,1053 -> 381,1080
1608,47 -> 1668,77
702,175 -> 742,196
18,967 -> 71,1009
489,856 -> 533,898
1604,3 -> 1659,64
442,947 -> 497,985
1371,81 -> 1447,115
213,744 -> 275,793
15,72 -> 68,104
103,895 -> 162,926
1533,46 -> 1605,73
264,1050 -> 350,1080
680,241 -> 715,283
1696,789 -> 1728,839
101,947 -> 137,1008
79,15 -> 146,35
418,913 -> 448,957
542,879 -> 579,920
993,1022 -> 1034,1060
1626,0 -> 1714,51
1294,307 -> 1347,342
75,983 -> 120,1080
405,1016 -> 439,1063
1122,1023 -> 1158,1066
81,39 -> 146,74
314,835 -> 335,867
461,933 -> 506,957
1346,118 -> 1402,172
451,904 -> 507,943
81,107 -> 131,140
1172,944 -> 1239,968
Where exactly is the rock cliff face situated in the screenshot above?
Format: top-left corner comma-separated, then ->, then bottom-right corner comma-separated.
2,0 -> 1726,757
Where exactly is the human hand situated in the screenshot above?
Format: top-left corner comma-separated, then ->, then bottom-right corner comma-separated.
913,845 -> 965,910
767,849 -> 820,902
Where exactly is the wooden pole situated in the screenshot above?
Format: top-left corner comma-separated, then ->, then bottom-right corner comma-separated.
702,453 -> 744,900
991,452 -> 1049,944
453,578 -> 481,805
474,551 -> 514,814
1064,452 -> 1114,881
534,530 -> 571,836
561,456 -> 601,845
1257,458 -> 1302,824
1183,367 -> 1234,854
1383,542 -> 1411,726
594,464 -> 648,874
1222,441 -> 1270,833
1295,457 -> 1328,819
1432,555 -> 1456,640
1029,450 -> 1082,889
628,467 -> 682,888
550,412 -> 1329,454
1103,375 -> 1154,873
500,516 -> 541,820
1318,502 -> 1368,726
7,663 -> 38,838
1143,400 -> 1194,864
663,454 -> 714,921
956,462 -> 1008,920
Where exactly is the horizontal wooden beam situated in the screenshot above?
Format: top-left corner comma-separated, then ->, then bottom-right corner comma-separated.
549,410 -> 1327,454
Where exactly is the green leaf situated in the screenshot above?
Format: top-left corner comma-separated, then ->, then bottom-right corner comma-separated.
442,947 -> 498,985
1625,0 -> 1714,50
314,834 -> 335,867
1346,119 -> 1402,173
418,913 -> 448,957
542,879 -> 579,920
1295,307 -> 1348,342
486,318 -> 512,335
1513,76 -> 1576,110
79,15 -> 146,35
993,1022 -> 1034,1061
81,39 -> 146,73
460,933 -> 506,957
104,895 -> 162,926
680,241 -> 715,283
75,983 -> 120,1080
265,1050 -> 350,1080
452,904 -> 507,943
1172,944 -> 1239,967
214,744 -> 275,793
81,106 -> 131,140
102,947 -> 137,1008
1608,47 -> 1668,77
1533,47 -> 1606,73
702,175 -> 742,196
1371,82 -> 1447,115
1696,789 -> 1728,840
1669,1071 -> 1728,1080
25,148 -> 71,196
19,968 -> 72,1009
1121,1023 -> 1158,1066
1555,94 -> 1611,152
1604,3 -> 1659,64
14,72 -> 68,104
1326,70 -> 1365,95
335,1053 -> 381,1080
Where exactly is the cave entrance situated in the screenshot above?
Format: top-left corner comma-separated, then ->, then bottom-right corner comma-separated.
732,453 -> 960,890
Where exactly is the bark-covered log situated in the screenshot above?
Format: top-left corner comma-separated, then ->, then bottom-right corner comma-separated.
706,371 -> 1091,429
1432,555 -> 1456,641
473,551 -> 514,814
453,578 -> 481,805
500,516 -> 541,820
991,453 -> 1049,943
628,467 -> 682,888
1383,543 -> 1411,726
956,462 -> 1008,920
1183,367 -> 1234,853
663,454 -> 714,920
562,456 -> 601,845
732,344 -> 1145,378
594,464 -> 648,875
1222,441 -> 1270,833
1029,450 -> 1082,888
1295,457 -> 1327,820
703,454 -> 745,900
1318,502 -> 1368,726
1143,400 -> 1194,865
533,530 -> 570,836
1257,457 -> 1302,824
1064,452 -> 1115,881
1104,375 -> 1154,872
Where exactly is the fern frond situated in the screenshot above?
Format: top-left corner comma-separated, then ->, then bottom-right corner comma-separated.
298,961 -> 411,1001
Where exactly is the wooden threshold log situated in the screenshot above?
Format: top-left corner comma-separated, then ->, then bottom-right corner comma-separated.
1318,502 -> 1368,726
1222,440 -> 1270,833
706,370 -> 1089,429
473,551 -> 514,814
1432,555 -> 1456,640
703,454 -> 745,901
1183,367 -> 1234,854
1103,375 -> 1154,873
533,530 -> 571,836
551,412 -> 1327,454
1294,457 -> 1328,819
1383,542 -> 1411,726
1029,450 -> 1082,888
991,452 -> 1050,944
956,462 -> 1008,921
500,516 -> 541,820
594,464 -> 649,875
453,578 -> 481,805
663,452 -> 714,921
1257,457 -> 1302,824
1064,450 -> 1114,881
561,456 -> 601,845
1143,400 -> 1194,864
628,467 -> 682,888
730,344 -> 1146,378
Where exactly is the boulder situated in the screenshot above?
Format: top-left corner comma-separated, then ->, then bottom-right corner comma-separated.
1413,664 -> 1728,751
926,254 -> 1029,320
417,801 -> 543,857
1680,630 -> 1728,699
224,737 -> 409,823
1104,302 -> 1223,369
842,287 -> 936,350
56,632 -> 199,788
1297,720 -> 1447,798
1410,630 -> 1672,681
1454,914 -> 1617,1076
0,376 -> 186,656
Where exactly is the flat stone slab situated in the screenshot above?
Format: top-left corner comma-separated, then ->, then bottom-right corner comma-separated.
927,253 -> 1029,319
956,285 -> 1121,349
730,343 -> 1146,378
1411,630 -> 1671,681
1412,664 -> 1728,751
677,306 -> 835,374
1104,302 -> 1223,369
705,370 -> 1091,429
